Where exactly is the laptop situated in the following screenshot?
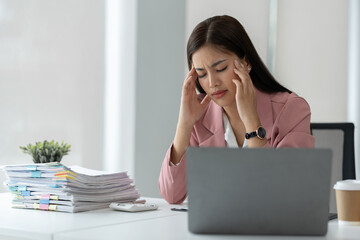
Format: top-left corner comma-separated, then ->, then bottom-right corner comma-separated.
186,147 -> 332,235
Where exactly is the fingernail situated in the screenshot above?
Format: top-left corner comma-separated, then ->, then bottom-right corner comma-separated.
235,60 -> 239,65
240,63 -> 245,68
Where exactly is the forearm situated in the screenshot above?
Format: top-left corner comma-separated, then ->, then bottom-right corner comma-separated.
171,121 -> 194,165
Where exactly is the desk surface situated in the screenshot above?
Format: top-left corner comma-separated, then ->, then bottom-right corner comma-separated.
55,215 -> 360,240
0,193 -> 184,240
1,193 -> 360,240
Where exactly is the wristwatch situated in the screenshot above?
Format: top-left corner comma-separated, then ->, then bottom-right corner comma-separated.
245,126 -> 266,139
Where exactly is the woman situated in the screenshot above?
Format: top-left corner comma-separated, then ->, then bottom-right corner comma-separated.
159,15 -> 314,204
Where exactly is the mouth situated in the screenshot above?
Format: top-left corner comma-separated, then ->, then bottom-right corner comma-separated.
211,90 -> 227,99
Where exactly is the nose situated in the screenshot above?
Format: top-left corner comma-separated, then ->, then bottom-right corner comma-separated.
208,73 -> 219,88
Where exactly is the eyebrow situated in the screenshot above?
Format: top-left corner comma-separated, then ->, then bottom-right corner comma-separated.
195,59 -> 227,71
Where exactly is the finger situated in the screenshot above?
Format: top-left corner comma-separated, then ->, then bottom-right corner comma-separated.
183,75 -> 195,95
184,66 -> 196,82
200,94 -> 211,111
234,60 -> 253,93
200,94 -> 211,105
234,61 -> 248,78
232,79 -> 243,95
234,59 -> 251,72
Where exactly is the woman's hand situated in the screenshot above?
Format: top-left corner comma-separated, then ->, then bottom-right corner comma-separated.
232,60 -> 260,131
178,65 -> 211,128
171,65 -> 211,165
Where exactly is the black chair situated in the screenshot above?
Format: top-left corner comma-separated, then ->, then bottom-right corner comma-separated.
310,122 -> 356,218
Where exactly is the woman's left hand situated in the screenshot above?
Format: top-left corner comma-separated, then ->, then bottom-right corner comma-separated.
232,59 -> 260,130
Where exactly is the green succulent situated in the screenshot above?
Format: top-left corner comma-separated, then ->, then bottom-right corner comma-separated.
20,140 -> 71,163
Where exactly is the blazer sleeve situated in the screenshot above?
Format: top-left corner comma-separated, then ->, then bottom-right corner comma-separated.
267,96 -> 315,148
158,130 -> 199,204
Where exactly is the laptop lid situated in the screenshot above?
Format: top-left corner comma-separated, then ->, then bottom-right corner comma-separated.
186,148 -> 332,235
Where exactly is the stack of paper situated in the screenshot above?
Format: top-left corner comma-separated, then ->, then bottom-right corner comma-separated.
3,163 -> 140,213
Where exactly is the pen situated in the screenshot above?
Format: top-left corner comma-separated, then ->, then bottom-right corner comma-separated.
171,207 -> 188,212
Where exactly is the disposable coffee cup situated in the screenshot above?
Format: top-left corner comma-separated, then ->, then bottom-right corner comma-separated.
334,180 -> 360,225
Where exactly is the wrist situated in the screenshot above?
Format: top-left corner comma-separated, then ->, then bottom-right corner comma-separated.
240,111 -> 261,132
177,119 -> 195,132
243,119 -> 261,133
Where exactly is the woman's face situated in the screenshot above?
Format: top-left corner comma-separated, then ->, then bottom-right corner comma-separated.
192,44 -> 245,108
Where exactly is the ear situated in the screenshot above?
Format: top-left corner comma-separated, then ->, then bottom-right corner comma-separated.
243,56 -> 252,72
243,56 -> 251,68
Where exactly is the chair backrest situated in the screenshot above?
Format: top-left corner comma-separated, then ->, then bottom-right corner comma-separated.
310,122 -> 356,213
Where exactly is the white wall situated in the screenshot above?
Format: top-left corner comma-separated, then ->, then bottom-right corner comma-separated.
275,0 -> 349,122
186,0 -> 271,70
0,0 -> 104,191
133,0 -> 186,197
348,0 -> 360,178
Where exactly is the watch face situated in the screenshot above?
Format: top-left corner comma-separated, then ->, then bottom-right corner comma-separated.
257,127 -> 266,139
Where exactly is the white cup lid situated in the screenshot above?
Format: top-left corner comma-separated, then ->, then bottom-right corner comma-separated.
334,180 -> 360,191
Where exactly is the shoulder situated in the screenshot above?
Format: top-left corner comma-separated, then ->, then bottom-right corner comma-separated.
270,91 -> 308,105
269,91 -> 311,114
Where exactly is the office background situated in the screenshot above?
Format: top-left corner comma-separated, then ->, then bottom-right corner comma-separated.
0,0 -> 359,197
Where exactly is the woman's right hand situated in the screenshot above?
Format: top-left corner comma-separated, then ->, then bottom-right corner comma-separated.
178,65 -> 211,128
170,65 -> 211,165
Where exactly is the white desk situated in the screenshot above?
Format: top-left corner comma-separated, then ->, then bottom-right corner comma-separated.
53,215 -> 360,240
1,193 -> 360,240
0,193 -> 184,240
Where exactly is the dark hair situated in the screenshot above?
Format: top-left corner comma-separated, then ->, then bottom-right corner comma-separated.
187,15 -> 291,94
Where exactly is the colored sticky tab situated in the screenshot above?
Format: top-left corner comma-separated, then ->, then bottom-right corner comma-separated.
21,191 -> 31,196
39,199 -> 50,204
31,171 -> 42,178
33,203 -> 40,209
48,184 -> 60,188
50,195 -> 59,200
49,205 -> 57,211
18,186 -> 27,191
40,194 -> 50,199
39,204 -> 49,210
27,165 -> 37,171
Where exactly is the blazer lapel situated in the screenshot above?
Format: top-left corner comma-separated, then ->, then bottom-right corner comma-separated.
197,90 -> 273,146
199,100 -> 226,147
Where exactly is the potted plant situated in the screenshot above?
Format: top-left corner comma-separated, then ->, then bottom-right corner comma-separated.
20,140 -> 71,163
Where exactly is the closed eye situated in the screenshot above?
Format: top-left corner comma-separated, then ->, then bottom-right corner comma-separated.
216,66 -> 227,72
198,66 -> 227,78
198,73 -> 206,78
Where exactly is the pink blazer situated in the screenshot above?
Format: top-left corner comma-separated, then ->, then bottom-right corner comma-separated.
159,89 -> 315,204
